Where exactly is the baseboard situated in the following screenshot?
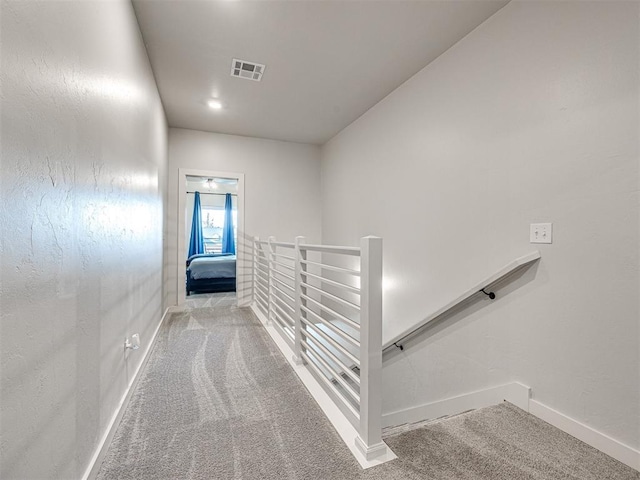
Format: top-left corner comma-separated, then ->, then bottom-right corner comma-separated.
529,400 -> 640,472
251,302 -> 269,326
382,382 -> 531,428
81,306 -> 177,480
249,303 -> 397,469
248,306 -> 640,473
381,382 -> 639,472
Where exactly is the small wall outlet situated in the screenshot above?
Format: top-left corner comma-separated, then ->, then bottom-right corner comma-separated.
125,333 -> 140,350
530,223 -> 552,244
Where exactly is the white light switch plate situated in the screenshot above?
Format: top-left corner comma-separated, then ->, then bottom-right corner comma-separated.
530,223 -> 552,244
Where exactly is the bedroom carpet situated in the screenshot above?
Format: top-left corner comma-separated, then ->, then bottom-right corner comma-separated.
96,298 -> 638,480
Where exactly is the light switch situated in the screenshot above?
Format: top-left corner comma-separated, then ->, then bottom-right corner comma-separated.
530,223 -> 552,244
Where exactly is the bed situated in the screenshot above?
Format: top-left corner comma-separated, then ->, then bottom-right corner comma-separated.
186,253 -> 236,295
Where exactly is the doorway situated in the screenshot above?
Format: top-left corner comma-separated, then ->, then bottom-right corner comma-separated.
177,168 -> 245,307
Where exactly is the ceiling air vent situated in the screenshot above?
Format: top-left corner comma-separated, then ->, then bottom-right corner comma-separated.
231,58 -> 265,82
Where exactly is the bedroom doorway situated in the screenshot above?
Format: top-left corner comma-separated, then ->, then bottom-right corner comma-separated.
177,169 -> 245,307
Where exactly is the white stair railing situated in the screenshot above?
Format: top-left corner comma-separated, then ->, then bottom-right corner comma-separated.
253,235 -> 386,460
268,237 -> 297,346
253,239 -> 269,317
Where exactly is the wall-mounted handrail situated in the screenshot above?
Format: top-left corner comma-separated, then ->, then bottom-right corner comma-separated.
382,251 -> 541,354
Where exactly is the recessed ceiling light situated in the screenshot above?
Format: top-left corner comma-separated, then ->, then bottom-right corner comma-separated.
207,99 -> 223,110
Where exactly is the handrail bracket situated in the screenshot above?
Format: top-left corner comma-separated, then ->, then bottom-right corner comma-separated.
480,288 -> 496,299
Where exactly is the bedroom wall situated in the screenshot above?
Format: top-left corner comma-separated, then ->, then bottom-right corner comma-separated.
0,2 -> 168,479
167,128 -> 321,307
321,0 -> 639,452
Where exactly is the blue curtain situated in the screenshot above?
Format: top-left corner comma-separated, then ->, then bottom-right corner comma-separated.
188,191 -> 204,258
221,193 -> 235,254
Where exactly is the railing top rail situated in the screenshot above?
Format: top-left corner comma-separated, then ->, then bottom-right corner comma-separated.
382,251 -> 541,353
299,243 -> 361,256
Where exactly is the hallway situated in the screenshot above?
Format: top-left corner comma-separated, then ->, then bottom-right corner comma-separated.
96,294 -> 374,479
95,295 -> 637,480
3,1 -> 639,477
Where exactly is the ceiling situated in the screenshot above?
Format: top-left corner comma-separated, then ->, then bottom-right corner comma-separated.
133,0 -> 508,145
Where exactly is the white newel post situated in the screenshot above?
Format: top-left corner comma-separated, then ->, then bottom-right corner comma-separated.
293,236 -> 306,365
355,235 -> 386,460
267,236 -> 276,326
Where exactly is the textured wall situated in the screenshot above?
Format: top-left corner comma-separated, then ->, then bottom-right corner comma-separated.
0,1 -> 167,478
167,128 -> 321,307
321,2 -> 639,450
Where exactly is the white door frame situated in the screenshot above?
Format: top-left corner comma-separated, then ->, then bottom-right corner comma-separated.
177,168 -> 245,307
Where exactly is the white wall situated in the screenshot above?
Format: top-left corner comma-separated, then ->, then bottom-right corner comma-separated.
0,2 -> 168,478
321,1 -> 639,450
167,128 -> 321,307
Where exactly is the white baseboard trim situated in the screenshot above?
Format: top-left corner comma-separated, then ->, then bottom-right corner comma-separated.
250,303 -> 397,469
81,306 -> 177,480
381,381 -> 639,473
529,400 -> 640,472
382,382 -> 531,428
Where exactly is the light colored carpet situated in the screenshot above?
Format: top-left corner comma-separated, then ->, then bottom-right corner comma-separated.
97,300 -> 638,480
184,291 -> 237,309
